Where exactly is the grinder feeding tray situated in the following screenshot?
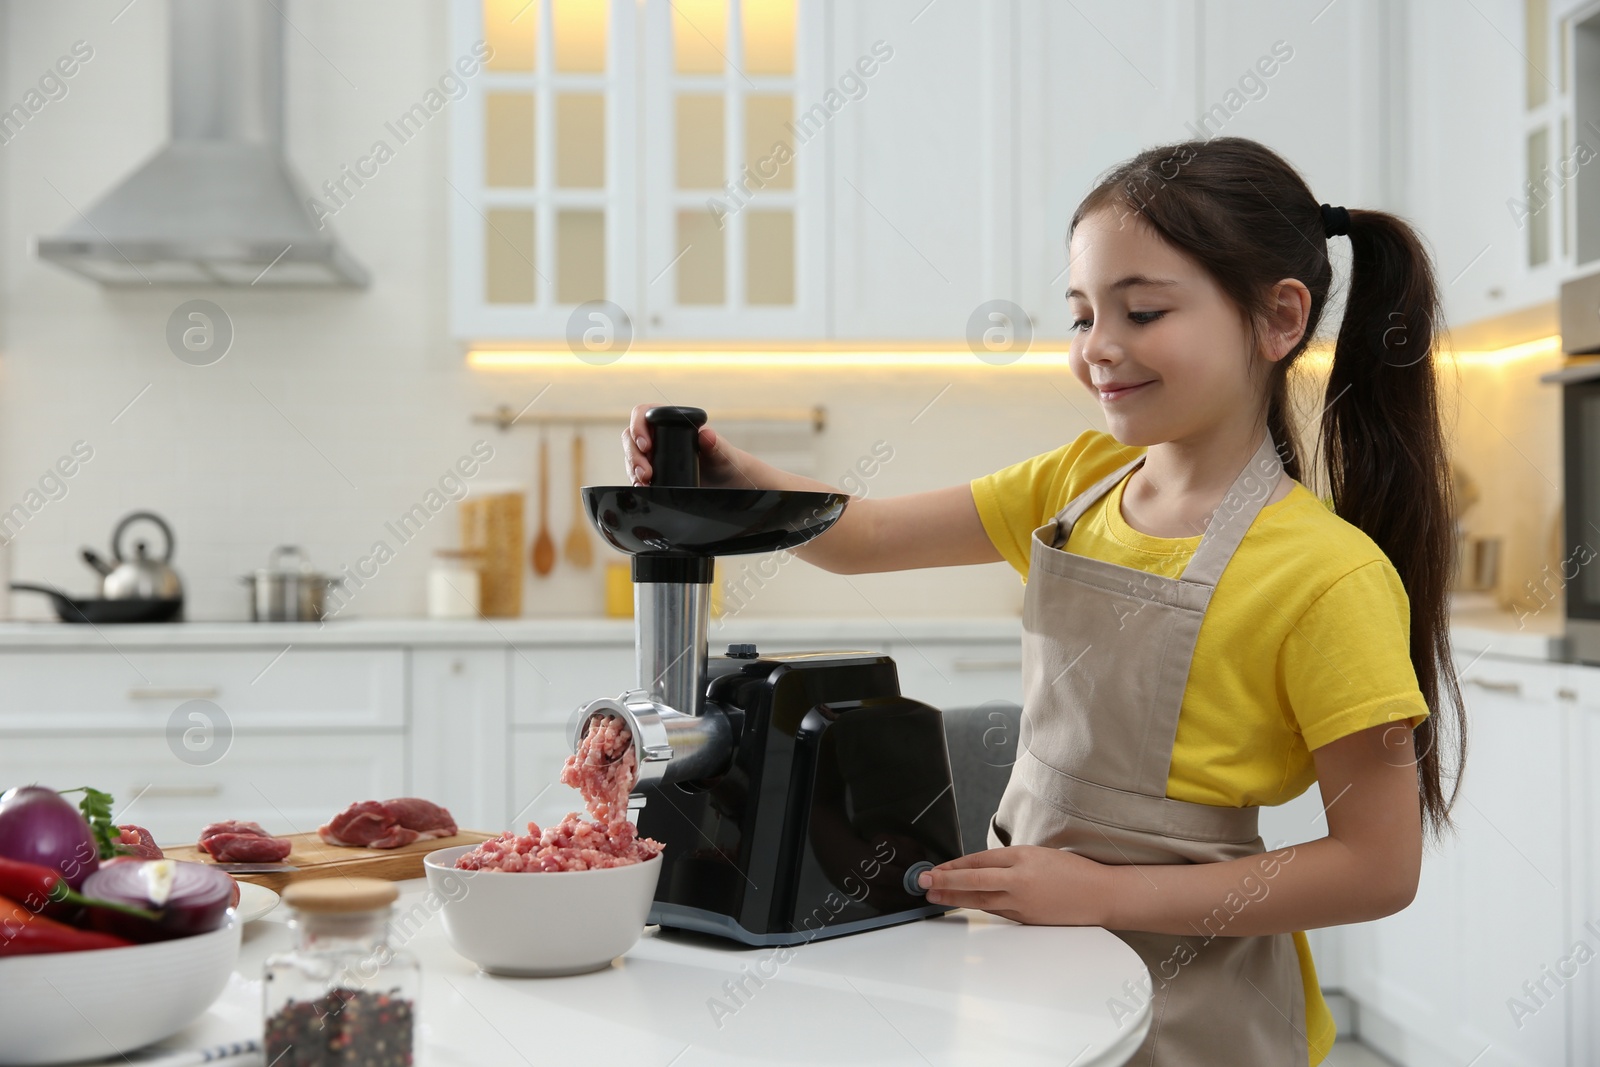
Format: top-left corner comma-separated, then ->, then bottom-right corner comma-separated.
571,405 -> 964,946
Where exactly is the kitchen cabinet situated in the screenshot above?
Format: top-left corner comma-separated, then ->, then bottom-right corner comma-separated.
1408,0 -> 1551,330
638,0 -> 828,338
1565,663 -> 1600,1067
0,646 -> 408,847
508,643 -> 633,724
409,649 -> 510,834
452,0 -> 827,342
888,639 -> 1022,710
508,726 -> 578,829
0,648 -> 405,732
1341,654 -> 1572,1067
449,0 -> 641,341
506,642 -> 632,828
1452,659 -> 1570,1067
827,1 -> 1012,339
451,0 -> 1421,343
2,733 -> 406,847
0,622 -> 1020,840
1012,0 -> 1199,340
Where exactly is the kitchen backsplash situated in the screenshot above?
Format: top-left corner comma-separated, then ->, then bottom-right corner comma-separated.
1444,345 -> 1567,622
0,2 -> 1561,624
0,2 -> 1044,623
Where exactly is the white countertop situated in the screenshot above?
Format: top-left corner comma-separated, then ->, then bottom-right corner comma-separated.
1446,597 -> 1567,662
0,602 -> 1568,664
130,879 -> 1151,1067
0,616 -> 1024,649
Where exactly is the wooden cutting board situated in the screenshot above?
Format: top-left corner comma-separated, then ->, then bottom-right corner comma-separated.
164,830 -> 497,892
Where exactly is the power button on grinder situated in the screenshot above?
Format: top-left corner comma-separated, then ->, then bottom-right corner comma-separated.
904,860 -> 936,896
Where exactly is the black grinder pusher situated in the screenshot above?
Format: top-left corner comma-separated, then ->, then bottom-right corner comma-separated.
568,405 -> 964,946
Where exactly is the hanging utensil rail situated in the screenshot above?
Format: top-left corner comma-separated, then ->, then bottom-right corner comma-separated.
471,405 -> 827,433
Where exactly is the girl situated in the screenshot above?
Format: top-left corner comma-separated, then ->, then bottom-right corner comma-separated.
622,136 -> 1464,1067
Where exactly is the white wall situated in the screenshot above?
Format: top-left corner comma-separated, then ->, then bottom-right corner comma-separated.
0,0 -> 1055,622
0,0 -> 1558,626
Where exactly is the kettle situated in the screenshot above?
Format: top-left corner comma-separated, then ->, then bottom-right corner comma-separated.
81,511 -> 183,601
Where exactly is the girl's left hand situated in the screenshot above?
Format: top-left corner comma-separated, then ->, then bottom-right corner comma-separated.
918,845 -> 1115,926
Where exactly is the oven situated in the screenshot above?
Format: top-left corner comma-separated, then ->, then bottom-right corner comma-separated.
1549,269 -> 1600,663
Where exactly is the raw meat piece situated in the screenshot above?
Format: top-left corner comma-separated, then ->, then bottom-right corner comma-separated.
455,814 -> 661,872
198,820 -> 272,841
196,821 -> 293,863
457,714 -> 661,872
114,824 -> 163,859
379,797 -> 457,836
317,797 -> 459,849
560,713 -> 635,822
200,833 -> 293,863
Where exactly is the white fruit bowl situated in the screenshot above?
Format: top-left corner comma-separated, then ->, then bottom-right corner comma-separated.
0,914 -> 241,1066
424,844 -> 662,977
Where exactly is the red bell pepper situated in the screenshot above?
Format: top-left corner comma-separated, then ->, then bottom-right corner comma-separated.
0,856 -> 158,921
0,892 -> 133,955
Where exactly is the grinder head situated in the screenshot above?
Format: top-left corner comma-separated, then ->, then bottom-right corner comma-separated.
572,405 -> 845,786
583,485 -> 846,558
583,405 -> 846,561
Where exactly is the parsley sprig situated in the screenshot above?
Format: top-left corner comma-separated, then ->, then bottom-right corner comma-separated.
58,786 -> 122,860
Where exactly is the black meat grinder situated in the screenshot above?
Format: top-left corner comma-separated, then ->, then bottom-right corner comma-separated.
568,405 -> 964,946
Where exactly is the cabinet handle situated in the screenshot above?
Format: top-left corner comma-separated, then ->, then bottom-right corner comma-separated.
1558,687 -> 1578,701
1466,677 -> 1522,696
128,686 -> 220,701
138,783 -> 223,798
950,659 -> 1023,672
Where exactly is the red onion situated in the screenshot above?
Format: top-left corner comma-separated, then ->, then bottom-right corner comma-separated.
0,785 -> 100,890
81,859 -> 233,942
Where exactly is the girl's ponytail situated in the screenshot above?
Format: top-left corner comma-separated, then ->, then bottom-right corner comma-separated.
1073,137 -> 1466,843
1320,209 -> 1464,843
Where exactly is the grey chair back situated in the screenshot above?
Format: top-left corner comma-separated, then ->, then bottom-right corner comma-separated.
939,701 -> 1022,855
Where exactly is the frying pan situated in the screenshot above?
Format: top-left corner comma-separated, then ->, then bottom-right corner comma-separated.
9,582 -> 183,624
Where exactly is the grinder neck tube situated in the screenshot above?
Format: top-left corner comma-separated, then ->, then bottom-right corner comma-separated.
635,405 -> 715,718
635,576 -> 710,718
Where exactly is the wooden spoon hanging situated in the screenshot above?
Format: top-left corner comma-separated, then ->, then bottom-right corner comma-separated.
531,431 -> 556,576
563,431 -> 593,568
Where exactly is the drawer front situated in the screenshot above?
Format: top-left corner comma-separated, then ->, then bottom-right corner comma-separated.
0,732 -> 406,847
888,641 -> 1024,711
0,649 -> 405,731
508,726 -> 576,829
509,645 -> 632,725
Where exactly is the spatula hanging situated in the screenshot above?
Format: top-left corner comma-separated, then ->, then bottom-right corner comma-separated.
563,431 -> 593,568
531,429 -> 556,577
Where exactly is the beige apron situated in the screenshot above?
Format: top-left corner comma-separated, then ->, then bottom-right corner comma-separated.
987,429 -> 1309,1067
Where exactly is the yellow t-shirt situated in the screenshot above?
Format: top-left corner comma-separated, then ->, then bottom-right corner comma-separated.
970,429 -> 1431,1067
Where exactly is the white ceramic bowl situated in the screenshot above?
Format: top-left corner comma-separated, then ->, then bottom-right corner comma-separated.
0,914 -> 241,1066
424,843 -> 662,977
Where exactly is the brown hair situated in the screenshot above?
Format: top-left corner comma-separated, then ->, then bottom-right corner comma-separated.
1070,136 -> 1464,843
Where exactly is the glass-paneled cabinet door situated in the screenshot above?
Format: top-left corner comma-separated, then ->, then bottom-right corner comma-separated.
640,0 -> 826,338
451,0 -> 638,340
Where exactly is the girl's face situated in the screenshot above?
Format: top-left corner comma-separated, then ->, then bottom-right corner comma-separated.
1065,206 -> 1264,448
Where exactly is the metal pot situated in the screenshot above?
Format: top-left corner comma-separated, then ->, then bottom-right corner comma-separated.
242,545 -> 342,622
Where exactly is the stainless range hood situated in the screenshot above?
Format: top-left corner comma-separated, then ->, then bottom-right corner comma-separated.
36,0 -> 367,287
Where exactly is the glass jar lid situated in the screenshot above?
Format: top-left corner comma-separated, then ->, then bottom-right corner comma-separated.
281,877 -> 398,915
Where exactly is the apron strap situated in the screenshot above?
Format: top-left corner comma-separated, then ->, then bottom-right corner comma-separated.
1051,454 -> 1146,546
1179,429 -> 1285,585
1048,429 -> 1286,576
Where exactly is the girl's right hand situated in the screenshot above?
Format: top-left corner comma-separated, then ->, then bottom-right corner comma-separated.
622,403 -> 743,488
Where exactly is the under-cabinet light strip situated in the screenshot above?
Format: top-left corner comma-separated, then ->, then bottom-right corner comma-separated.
467,336 -> 1561,371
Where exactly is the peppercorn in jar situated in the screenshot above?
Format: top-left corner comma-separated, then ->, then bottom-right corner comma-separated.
263,878 -> 418,1066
